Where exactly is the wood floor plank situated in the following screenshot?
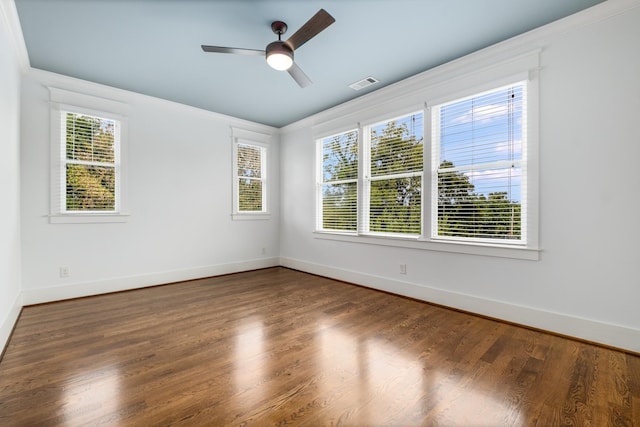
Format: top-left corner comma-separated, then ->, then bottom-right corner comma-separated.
0,267 -> 638,426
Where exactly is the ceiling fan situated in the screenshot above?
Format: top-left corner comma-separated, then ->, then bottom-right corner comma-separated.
201,9 -> 335,88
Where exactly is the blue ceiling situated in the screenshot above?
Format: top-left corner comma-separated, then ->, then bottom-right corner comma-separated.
15,0 -> 605,128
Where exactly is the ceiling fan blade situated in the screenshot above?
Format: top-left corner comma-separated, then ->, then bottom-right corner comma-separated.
287,62 -> 312,88
201,45 -> 265,56
284,9 -> 335,51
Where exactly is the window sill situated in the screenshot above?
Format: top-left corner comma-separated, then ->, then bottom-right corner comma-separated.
49,213 -> 130,224
232,213 -> 271,221
313,231 -> 539,261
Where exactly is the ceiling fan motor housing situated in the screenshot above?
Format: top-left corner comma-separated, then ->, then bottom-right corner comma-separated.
266,41 -> 293,70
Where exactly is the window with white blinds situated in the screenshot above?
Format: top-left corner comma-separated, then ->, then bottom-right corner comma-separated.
61,111 -> 120,212
236,142 -> 266,213
432,82 -> 526,243
318,130 -> 358,231
49,89 -> 129,224
231,127 -> 270,220
366,112 -> 423,235
317,112 -> 423,236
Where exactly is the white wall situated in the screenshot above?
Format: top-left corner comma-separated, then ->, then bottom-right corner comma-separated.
0,0 -> 23,351
20,70 -> 280,304
279,3 -> 640,352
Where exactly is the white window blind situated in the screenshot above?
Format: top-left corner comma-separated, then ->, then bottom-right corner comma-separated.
366,112 -> 423,235
319,130 -> 358,231
432,82 -> 526,243
237,142 -> 266,212
62,111 -> 120,212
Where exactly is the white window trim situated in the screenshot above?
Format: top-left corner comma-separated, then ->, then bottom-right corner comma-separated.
313,53 -> 540,261
428,80 -> 528,246
49,88 -> 130,224
313,231 -> 540,261
231,127 -> 271,221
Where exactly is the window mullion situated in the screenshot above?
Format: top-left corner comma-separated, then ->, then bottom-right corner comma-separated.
422,104 -> 432,241
358,123 -> 369,235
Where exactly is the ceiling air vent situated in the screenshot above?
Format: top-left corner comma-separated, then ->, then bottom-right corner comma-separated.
349,76 -> 379,91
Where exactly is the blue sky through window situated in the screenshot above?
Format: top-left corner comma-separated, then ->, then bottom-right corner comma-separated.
438,83 -> 524,203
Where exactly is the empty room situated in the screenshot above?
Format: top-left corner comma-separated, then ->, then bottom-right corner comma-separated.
1,0 -> 639,425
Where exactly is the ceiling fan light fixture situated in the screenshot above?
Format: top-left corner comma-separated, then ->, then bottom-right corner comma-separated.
266,41 -> 293,71
201,10 -> 335,87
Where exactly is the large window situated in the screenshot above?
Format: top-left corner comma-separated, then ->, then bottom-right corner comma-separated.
432,82 -> 526,243
49,88 -> 129,224
316,79 -> 535,257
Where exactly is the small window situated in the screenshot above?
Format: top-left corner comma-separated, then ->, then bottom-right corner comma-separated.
432,82 -> 526,244
62,111 -> 119,212
236,142 -> 266,212
49,88 -> 129,224
232,128 -> 270,220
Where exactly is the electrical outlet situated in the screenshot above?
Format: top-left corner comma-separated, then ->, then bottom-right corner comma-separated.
399,264 -> 407,275
261,247 -> 266,255
59,266 -> 70,278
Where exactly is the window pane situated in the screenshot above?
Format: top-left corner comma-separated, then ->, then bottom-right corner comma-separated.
439,85 -> 523,168
322,182 -> 357,231
238,178 -> 263,211
369,177 -> 421,234
368,112 -> 423,235
66,164 -> 115,211
436,83 -> 525,242
437,164 -> 522,240
237,144 -> 262,179
66,113 -> 115,163
370,112 -> 423,177
322,131 -> 358,182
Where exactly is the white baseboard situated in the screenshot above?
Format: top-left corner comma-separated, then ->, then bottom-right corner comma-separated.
22,257 -> 280,306
1,292 -> 22,355
280,256 -> 640,353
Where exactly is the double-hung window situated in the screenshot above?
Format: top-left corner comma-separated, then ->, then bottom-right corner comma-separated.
318,129 -> 358,232
365,112 -> 423,235
432,82 -> 526,243
49,88 -> 129,223
62,111 -> 120,212
236,142 -> 266,212
232,127 -> 270,220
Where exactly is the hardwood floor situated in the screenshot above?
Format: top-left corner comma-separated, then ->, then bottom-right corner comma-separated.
1,267 -> 638,426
